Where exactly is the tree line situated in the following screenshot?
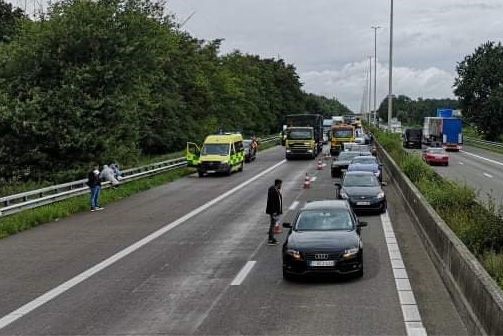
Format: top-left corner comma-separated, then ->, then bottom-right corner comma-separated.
0,0 -> 351,184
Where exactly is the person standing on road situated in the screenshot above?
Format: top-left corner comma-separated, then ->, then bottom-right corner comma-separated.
266,179 -> 283,245
87,166 -> 104,212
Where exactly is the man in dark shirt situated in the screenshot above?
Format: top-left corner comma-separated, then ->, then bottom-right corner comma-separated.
265,179 -> 283,245
87,166 -> 104,212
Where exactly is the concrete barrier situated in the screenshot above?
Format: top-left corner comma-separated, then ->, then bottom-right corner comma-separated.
376,142 -> 503,335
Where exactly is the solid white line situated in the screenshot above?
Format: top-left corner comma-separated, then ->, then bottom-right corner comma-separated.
381,211 -> 427,336
288,201 -> 300,210
483,173 -> 493,178
230,261 -> 256,286
461,150 -> 503,167
458,162 -> 464,165
0,160 -> 287,330
311,176 -> 317,182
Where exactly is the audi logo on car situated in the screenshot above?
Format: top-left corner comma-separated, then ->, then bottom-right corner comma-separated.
314,254 -> 329,260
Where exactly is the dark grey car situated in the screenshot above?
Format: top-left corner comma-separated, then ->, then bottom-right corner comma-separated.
331,151 -> 372,178
335,171 -> 387,214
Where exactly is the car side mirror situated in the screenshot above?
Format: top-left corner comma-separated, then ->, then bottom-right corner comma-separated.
358,221 -> 368,227
334,183 -> 341,188
282,222 -> 292,229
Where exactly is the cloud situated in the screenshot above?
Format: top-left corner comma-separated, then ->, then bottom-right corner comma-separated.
301,62 -> 455,111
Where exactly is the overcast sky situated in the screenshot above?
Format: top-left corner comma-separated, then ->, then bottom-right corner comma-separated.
165,0 -> 503,111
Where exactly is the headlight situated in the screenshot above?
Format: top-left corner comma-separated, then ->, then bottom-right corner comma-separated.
307,150 -> 313,153
286,149 -> 291,153
287,249 -> 303,260
343,247 -> 359,258
376,192 -> 385,199
340,191 -> 349,199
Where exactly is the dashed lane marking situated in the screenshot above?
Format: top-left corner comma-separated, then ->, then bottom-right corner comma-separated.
483,173 -> 493,178
0,160 -> 287,330
230,261 -> 256,286
288,201 -> 300,210
461,150 -> 503,167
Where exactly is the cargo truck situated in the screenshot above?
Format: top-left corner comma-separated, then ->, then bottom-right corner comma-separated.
403,128 -> 422,149
423,117 -> 463,151
330,124 -> 355,156
283,114 -> 324,158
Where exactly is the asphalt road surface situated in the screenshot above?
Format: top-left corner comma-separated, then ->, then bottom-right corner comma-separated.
408,144 -> 503,207
0,146 -> 468,335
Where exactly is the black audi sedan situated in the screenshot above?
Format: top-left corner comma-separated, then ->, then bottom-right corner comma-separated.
335,171 -> 387,214
282,200 -> 367,280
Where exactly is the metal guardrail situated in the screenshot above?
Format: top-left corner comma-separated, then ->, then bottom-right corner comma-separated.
464,137 -> 503,149
0,136 -> 279,217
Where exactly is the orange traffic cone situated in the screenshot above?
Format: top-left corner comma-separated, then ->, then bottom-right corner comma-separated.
273,222 -> 283,234
317,159 -> 323,170
303,173 -> 311,189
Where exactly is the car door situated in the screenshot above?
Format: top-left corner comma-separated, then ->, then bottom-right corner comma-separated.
186,142 -> 200,167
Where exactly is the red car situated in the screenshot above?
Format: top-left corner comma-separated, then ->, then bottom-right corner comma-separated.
422,147 -> 449,166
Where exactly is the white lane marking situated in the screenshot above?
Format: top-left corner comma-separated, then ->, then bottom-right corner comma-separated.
0,160 -> 287,330
230,261 -> 256,286
288,201 -> 300,210
458,161 -> 464,165
381,212 -> 427,336
461,150 -> 503,167
311,176 -> 317,182
483,173 -> 493,178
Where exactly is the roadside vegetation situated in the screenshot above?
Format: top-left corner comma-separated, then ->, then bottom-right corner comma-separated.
0,0 -> 351,193
375,130 -> 503,288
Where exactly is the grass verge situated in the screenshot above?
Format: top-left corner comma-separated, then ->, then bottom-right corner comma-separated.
0,168 -> 193,239
371,127 -> 503,289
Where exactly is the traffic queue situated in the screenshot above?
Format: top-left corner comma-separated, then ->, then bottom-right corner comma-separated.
280,122 -> 387,281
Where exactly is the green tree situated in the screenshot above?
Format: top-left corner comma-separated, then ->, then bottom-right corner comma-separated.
0,0 -> 26,43
454,41 -> 503,140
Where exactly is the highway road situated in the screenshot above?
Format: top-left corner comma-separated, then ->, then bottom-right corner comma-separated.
0,146 -> 468,335
409,144 -> 503,207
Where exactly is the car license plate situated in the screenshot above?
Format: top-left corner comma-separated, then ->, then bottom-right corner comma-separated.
207,170 -> 216,173
310,260 -> 335,267
357,201 -> 371,206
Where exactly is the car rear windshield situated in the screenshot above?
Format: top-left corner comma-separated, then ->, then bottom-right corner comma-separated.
427,148 -> 446,154
351,157 -> 377,164
295,210 -> 353,231
337,152 -> 361,161
202,144 -> 230,156
343,174 -> 379,187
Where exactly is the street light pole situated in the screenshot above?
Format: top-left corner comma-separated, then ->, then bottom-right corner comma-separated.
388,0 -> 394,129
371,26 -> 381,125
368,56 -> 372,123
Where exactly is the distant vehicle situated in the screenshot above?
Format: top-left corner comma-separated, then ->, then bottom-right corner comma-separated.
243,139 -> 257,162
403,128 -> 423,149
186,133 -> 245,177
283,114 -> 324,158
331,151 -> 372,178
348,156 -> 383,182
330,124 -> 355,156
422,147 -> 449,166
423,117 -> 463,151
335,171 -> 387,213
285,127 -> 317,160
323,119 -> 333,144
343,115 -> 356,125
332,116 -> 344,125
281,200 -> 366,280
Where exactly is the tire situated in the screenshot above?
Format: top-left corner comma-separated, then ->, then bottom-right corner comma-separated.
238,162 -> 244,172
226,166 -> 232,176
286,154 -> 291,161
380,202 -> 387,214
198,171 -> 204,178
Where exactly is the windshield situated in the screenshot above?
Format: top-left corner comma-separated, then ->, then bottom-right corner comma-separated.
243,140 -> 252,146
343,174 -> 379,187
351,157 -> 377,165
334,129 -> 354,137
295,210 -> 353,231
337,152 -> 361,161
288,129 -> 313,140
427,148 -> 446,154
202,144 -> 230,156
